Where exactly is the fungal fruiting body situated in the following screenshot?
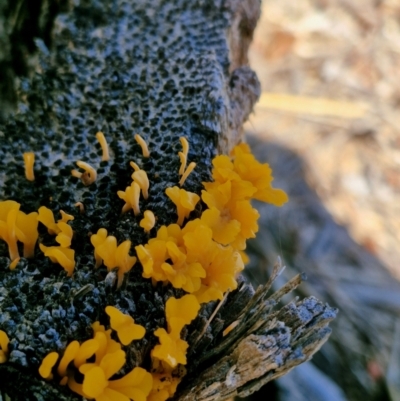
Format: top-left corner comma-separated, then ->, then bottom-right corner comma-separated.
0,137 -> 287,401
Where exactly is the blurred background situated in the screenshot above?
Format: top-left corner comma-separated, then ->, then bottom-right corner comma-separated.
240,0 -> 400,400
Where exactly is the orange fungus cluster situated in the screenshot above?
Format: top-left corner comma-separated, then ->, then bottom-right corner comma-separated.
0,139 -> 287,401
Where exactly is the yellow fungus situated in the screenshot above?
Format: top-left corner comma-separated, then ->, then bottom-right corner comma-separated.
130,161 -> 140,171
37,206 -> 59,235
55,221 -> 73,248
117,182 -> 141,215
132,169 -> 150,199
105,306 -> 145,345
90,228 -> 108,268
39,244 -> 75,276
135,134 -> 150,157
39,352 -> 59,380
74,202 -> 84,214
57,340 -> 80,377
0,201 -> 20,261
9,257 -> 20,270
0,330 -> 9,364
165,186 -> 200,226
59,210 -> 74,223
73,161 -> 97,186
178,137 -> 189,176
95,131 -> 110,161
140,210 -> 155,232
23,152 -> 35,181
179,162 -> 196,187
151,295 -> 200,368
15,210 -> 39,258
71,169 -> 82,179
180,137 -> 189,157
73,339 -> 99,368
91,232 -> 136,287
178,151 -> 187,176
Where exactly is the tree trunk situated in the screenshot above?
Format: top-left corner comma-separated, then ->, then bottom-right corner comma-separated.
0,1 -> 336,400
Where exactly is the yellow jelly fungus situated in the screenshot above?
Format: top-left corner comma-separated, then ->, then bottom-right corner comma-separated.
23,152 -> 35,181
0,200 -> 20,261
39,244 -> 75,276
57,340 -> 80,377
0,330 -> 9,364
73,339 -> 99,368
178,151 -> 187,176
165,295 -> 200,334
9,257 -> 20,270
105,306 -> 145,346
81,352 -> 152,401
140,210 -> 155,232
73,161 -> 97,186
230,144 -> 288,206
161,242 -> 205,293
91,322 -> 122,361
165,186 -> 200,226
151,328 -> 188,368
131,169 -> 150,199
59,210 -> 74,223
55,221 -> 73,248
130,161 -> 140,172
74,202 -> 84,214
179,162 -> 196,187
15,210 -> 39,258
92,234 -> 136,288
152,295 -> 200,368
118,181 -> 141,215
37,206 -> 59,235
135,134 -> 150,157
96,131 -> 110,161
114,240 -> 137,288
90,228 -> 108,268
38,352 -> 59,380
180,137 -> 189,158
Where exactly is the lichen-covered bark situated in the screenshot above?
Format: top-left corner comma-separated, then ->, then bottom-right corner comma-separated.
0,0 -> 335,400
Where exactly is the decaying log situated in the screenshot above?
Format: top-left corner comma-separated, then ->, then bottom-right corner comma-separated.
0,1 -> 336,400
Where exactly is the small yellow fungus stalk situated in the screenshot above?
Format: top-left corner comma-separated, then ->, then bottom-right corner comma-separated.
90,230 -> 137,287
74,202 -> 85,214
39,352 -> 59,380
152,295 -> 200,368
95,131 -> 110,161
117,182 -> 141,215
131,167 -> 150,199
23,152 -> 35,181
179,162 -> 196,187
178,136 -> 189,175
178,152 -> 187,176
135,134 -> 150,157
0,200 -> 20,261
71,161 -> 97,186
0,330 -> 9,363
39,244 -> 76,276
165,186 -> 200,226
105,306 -> 146,345
140,210 -> 155,232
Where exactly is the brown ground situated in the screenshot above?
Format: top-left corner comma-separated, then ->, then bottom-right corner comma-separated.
240,1 -> 400,400
246,0 -> 400,277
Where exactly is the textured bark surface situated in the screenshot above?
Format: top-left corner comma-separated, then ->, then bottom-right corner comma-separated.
0,1 -> 335,400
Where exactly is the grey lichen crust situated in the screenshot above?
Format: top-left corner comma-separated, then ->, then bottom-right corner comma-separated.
0,0 -> 335,400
